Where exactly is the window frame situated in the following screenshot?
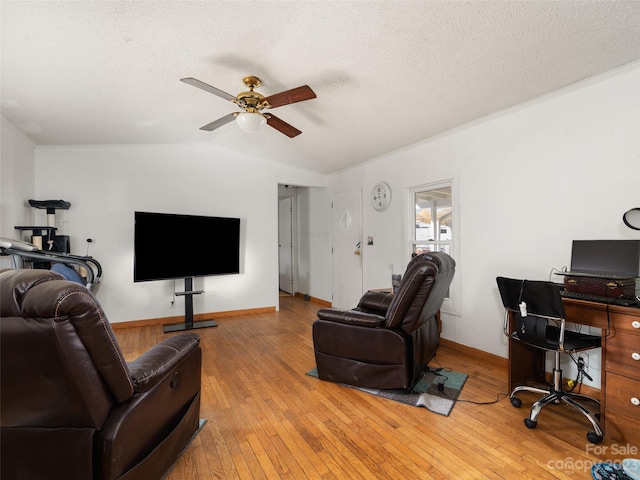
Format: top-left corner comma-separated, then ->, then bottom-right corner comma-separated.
404,177 -> 460,316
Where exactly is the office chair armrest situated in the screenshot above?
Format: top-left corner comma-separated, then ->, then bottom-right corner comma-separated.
558,318 -> 566,351
503,310 -> 511,337
317,308 -> 386,327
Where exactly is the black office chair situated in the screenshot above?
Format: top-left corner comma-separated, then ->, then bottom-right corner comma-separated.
496,276 -> 604,444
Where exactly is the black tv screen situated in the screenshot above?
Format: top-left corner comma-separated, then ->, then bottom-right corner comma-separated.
134,211 -> 240,282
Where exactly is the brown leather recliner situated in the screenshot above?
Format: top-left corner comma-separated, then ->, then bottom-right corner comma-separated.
312,252 -> 455,390
0,269 -> 203,480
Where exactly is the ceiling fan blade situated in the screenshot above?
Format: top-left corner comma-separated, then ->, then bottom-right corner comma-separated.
261,85 -> 316,109
180,77 -> 236,102
265,114 -> 302,138
200,113 -> 237,131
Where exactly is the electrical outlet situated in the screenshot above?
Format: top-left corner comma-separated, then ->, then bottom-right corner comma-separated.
585,352 -> 601,370
580,355 -> 588,369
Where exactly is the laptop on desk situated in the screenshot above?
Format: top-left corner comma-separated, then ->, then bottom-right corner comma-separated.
559,240 -> 640,279
556,240 -> 640,302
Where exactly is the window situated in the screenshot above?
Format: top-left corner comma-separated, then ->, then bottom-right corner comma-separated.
406,179 -> 459,315
413,186 -> 452,255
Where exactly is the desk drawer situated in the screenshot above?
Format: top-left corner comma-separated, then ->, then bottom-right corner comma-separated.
610,314 -> 640,334
605,411 -> 640,447
606,331 -> 640,380
605,372 -> 640,419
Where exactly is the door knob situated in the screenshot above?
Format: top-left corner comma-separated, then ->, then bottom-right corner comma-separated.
354,250 -> 361,255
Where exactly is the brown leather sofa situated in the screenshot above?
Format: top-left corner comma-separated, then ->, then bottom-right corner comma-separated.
0,269 -> 203,480
312,252 -> 455,390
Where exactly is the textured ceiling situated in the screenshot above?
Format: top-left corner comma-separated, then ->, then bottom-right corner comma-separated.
2,1 -> 640,174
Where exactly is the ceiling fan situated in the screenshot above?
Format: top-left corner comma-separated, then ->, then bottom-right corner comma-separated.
180,75 -> 316,138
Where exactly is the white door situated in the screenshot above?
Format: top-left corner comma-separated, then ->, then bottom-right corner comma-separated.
332,189 -> 363,309
278,197 -> 294,294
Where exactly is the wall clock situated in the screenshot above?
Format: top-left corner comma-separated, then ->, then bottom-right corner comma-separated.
371,182 -> 391,212
623,208 -> 640,230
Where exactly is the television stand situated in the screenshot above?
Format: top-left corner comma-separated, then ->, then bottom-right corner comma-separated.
163,277 -> 218,333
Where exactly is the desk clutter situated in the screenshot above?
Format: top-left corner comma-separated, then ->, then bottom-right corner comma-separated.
563,275 -> 636,301
554,240 -> 640,307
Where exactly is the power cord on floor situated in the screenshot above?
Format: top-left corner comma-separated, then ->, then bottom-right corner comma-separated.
426,358 -> 510,406
454,392 -> 509,405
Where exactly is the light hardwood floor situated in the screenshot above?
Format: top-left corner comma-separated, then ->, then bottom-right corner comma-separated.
114,296 -> 630,479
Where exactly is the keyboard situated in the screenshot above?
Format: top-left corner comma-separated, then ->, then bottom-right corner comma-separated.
560,290 -> 637,306
556,271 -> 637,279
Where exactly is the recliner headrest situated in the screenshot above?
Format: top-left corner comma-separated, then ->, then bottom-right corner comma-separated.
0,269 -> 65,317
407,251 -> 455,273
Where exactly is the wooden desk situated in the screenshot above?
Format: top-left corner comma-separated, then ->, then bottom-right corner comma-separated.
508,298 -> 640,445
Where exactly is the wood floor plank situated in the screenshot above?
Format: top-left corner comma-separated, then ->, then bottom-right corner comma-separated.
113,295 -> 630,480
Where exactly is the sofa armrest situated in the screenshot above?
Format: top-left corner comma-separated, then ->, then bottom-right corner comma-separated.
356,291 -> 394,315
128,333 -> 200,393
99,340 -> 201,480
317,308 -> 385,327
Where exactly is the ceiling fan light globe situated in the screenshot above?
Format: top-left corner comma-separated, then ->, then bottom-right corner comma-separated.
236,112 -> 266,133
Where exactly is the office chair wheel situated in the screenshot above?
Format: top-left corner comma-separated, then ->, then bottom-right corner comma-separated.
587,431 -> 603,444
510,397 -> 522,408
524,418 -> 537,429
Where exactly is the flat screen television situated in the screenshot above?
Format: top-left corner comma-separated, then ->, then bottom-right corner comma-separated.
134,211 -> 240,282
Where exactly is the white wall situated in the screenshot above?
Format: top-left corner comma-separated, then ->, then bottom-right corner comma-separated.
32,144 -> 328,323
330,64 -> 640,385
1,115 -> 36,269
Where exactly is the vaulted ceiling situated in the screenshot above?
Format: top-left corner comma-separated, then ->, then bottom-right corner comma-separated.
2,1 -> 640,174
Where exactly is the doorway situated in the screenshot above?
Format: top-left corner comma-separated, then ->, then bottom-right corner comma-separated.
278,196 -> 294,295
